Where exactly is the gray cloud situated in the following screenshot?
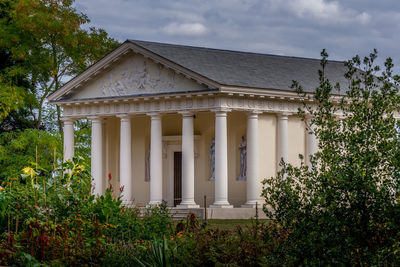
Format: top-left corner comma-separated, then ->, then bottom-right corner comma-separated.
75,0 -> 400,71
162,22 -> 208,36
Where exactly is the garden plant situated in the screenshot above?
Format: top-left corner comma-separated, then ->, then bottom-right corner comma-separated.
262,50 -> 400,266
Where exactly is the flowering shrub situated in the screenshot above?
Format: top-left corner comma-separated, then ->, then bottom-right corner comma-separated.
0,157 -> 174,265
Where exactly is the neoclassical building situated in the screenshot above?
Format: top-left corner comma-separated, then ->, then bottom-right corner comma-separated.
48,40 -> 349,212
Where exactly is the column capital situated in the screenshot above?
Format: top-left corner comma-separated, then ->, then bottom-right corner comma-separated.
179,111 -> 194,117
211,108 -> 231,114
117,113 -> 132,122
116,113 -> 131,118
61,117 -> 76,123
87,116 -> 103,121
147,112 -> 162,119
247,111 -> 262,119
212,109 -> 231,118
245,109 -> 263,115
276,112 -> 292,119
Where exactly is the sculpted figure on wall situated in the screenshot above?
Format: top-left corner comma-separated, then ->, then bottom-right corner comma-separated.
145,147 -> 150,181
209,137 -> 215,181
101,59 -> 178,97
237,135 -> 247,181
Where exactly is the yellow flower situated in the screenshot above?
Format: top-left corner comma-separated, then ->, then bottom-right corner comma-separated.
23,167 -> 36,179
76,165 -> 85,171
0,186 -> 4,191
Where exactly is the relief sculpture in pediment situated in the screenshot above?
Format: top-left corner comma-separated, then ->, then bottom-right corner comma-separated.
101,60 -> 177,97
69,54 -> 207,100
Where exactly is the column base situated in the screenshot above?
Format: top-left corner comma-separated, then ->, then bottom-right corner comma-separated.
209,203 -> 233,208
176,203 -> 200,209
241,200 -> 261,208
241,204 -> 258,208
147,201 -> 162,207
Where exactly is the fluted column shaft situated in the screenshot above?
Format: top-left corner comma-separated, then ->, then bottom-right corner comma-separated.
211,110 -> 233,208
178,112 -> 199,208
119,114 -> 132,204
149,114 -> 163,205
243,112 -> 260,207
90,117 -> 104,196
63,118 -> 75,162
277,113 -> 289,171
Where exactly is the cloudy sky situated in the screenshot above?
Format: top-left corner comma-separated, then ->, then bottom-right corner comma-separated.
75,0 -> 400,68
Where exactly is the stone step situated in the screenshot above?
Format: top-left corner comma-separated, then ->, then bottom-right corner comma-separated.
169,208 -> 204,220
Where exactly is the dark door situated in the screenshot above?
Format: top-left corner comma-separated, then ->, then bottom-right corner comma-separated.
174,152 -> 182,206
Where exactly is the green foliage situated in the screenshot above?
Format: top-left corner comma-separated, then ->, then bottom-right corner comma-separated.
134,238 -> 173,267
262,50 -> 400,265
13,252 -> 45,267
84,188 -> 123,224
102,240 -> 140,267
0,0 -> 119,130
0,159 -> 174,265
74,119 -> 91,164
0,128 -> 61,182
122,214 -> 271,267
0,1 -> 26,122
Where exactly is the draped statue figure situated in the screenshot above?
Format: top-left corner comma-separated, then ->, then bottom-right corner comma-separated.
237,135 -> 247,181
209,137 -> 215,181
145,147 -> 150,181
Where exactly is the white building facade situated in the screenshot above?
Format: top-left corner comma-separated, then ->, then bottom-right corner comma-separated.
49,40 -> 348,211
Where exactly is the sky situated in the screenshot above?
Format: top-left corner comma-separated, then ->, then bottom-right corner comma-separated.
74,0 -> 400,69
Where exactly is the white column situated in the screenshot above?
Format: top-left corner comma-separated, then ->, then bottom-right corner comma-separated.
277,113 -> 290,171
63,118 -> 75,162
243,112 -> 260,207
149,114 -> 163,205
211,110 -> 233,208
90,116 -> 104,196
305,116 -> 317,167
177,112 -> 199,208
118,114 -> 132,204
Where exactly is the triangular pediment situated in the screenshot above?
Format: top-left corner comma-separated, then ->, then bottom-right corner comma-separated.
48,42 -> 219,102
67,52 -> 208,100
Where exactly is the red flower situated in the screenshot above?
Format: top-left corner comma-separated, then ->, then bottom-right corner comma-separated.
108,172 -> 112,181
119,185 -> 124,192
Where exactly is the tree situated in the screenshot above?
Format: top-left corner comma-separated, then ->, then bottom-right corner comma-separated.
0,0 -> 26,122
0,0 -> 119,131
262,50 -> 400,265
0,128 -> 61,181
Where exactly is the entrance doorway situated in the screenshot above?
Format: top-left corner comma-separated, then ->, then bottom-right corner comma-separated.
173,152 -> 182,206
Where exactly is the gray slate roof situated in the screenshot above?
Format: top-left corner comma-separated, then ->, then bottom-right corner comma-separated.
129,40 -> 350,93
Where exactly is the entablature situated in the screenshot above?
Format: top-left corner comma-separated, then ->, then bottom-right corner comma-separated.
61,92 -> 313,119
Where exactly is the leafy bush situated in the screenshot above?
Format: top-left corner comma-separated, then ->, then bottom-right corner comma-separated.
262,50 -> 400,265
0,128 -> 61,183
126,214 -> 272,267
0,158 -> 174,265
